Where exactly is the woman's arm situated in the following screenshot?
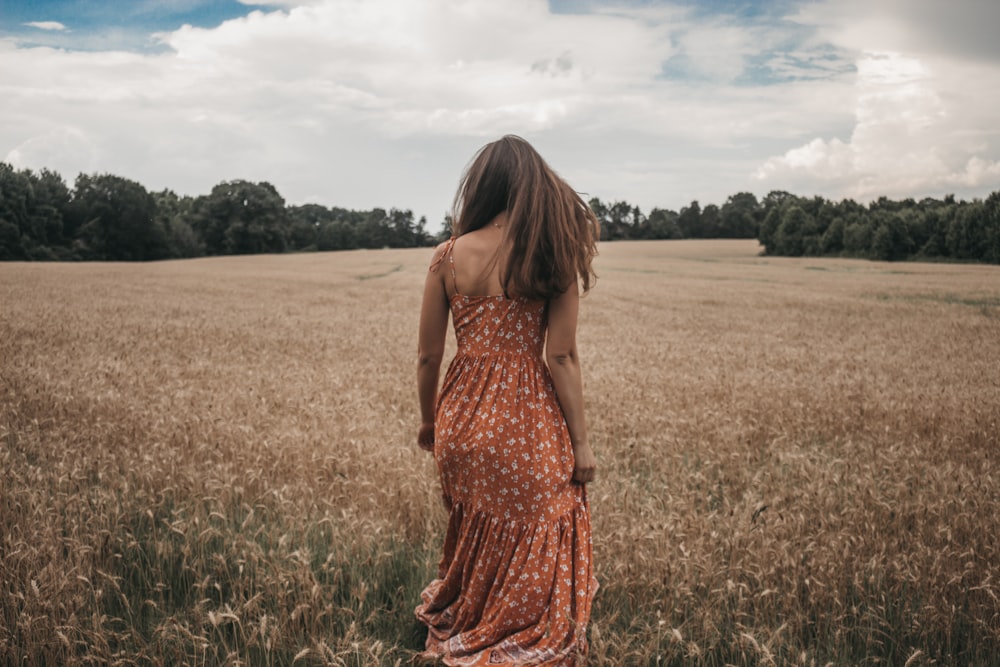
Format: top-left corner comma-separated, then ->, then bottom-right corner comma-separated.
545,280 -> 596,483
416,244 -> 451,451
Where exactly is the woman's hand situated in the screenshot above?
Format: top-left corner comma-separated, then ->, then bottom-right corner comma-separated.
572,441 -> 596,484
418,422 -> 435,452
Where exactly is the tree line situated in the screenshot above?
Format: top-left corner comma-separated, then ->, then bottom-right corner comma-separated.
589,192 -> 760,241
590,190 -> 1000,264
1,161 -> 997,263
0,163 -> 435,261
756,191 -> 1000,263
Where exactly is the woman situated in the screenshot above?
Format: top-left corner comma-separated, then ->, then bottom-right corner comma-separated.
415,135 -> 599,665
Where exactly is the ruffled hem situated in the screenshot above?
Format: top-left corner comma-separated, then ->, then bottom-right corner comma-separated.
415,500 -> 597,666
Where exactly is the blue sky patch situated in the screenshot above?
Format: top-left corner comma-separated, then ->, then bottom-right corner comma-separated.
1,0 -> 253,51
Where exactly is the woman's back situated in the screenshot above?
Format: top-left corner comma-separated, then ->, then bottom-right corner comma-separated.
446,223 -> 507,299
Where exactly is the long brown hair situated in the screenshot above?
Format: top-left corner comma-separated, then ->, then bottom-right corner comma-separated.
451,135 -> 598,301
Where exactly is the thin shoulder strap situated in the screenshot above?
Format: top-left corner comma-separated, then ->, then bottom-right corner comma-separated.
428,236 -> 460,296
447,238 -> 460,296
429,236 -> 456,273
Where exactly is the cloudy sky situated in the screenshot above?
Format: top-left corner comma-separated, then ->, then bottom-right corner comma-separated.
2,0 -> 999,227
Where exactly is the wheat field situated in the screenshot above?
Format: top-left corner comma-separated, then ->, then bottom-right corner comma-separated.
2,240 -> 999,666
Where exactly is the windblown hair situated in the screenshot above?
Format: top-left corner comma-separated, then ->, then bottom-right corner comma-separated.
451,135 -> 599,301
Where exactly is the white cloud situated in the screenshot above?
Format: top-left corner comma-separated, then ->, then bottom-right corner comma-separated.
24,21 -> 67,31
756,7 -> 1000,204
1,0 -> 997,221
792,0 -> 1000,64
4,0 -> 692,215
676,23 -> 755,82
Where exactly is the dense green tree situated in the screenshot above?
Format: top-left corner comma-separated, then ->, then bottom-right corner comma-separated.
31,169 -> 71,248
0,220 -> 22,260
719,192 -> 759,238
0,164 -> 31,259
317,219 -> 359,251
918,208 -> 947,258
589,198 -> 639,240
700,204 -> 721,238
870,211 -> 913,261
800,212 -> 822,256
843,218 -> 873,256
286,203 -> 326,251
358,208 -> 391,248
0,164 -> 30,233
984,192 -> 1000,264
677,200 -> 701,238
154,189 -> 202,258
194,180 -> 288,255
14,168 -> 71,257
645,208 -> 682,239
607,200 -> 637,240
947,202 -> 988,261
820,217 -> 845,255
0,164 -> 73,259
761,190 -> 795,215
68,173 -> 166,261
758,208 -> 781,251
775,205 -> 808,256
386,208 -> 427,248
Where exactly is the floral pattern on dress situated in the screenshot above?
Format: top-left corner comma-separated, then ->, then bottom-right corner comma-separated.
416,240 -> 597,666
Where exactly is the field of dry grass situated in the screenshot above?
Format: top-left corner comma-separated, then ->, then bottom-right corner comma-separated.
2,239 -> 999,666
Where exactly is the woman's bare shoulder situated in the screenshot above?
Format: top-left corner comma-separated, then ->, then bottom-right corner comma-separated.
427,238 -> 455,273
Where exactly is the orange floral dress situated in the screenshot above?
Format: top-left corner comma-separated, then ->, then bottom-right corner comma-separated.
416,240 -> 597,666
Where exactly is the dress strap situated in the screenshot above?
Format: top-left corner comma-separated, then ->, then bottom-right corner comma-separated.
429,236 -> 461,296
447,240 -> 460,295
429,236 -> 457,274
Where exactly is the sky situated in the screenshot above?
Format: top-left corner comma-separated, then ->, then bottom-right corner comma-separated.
2,0 -> 999,227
